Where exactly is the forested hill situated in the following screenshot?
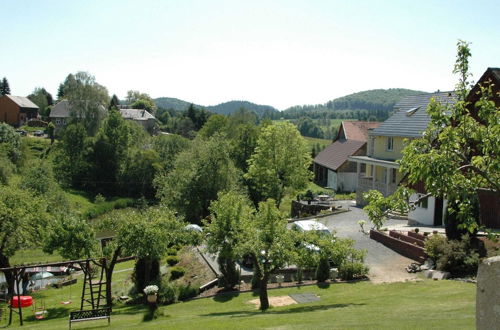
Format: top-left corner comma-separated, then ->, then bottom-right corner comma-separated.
325,88 -> 425,111
154,98 -> 279,116
206,101 -> 278,116
154,97 -> 201,111
283,88 -> 424,115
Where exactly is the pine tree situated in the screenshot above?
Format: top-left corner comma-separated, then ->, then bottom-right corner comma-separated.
57,83 -> 65,99
0,77 -> 11,95
109,94 -> 120,110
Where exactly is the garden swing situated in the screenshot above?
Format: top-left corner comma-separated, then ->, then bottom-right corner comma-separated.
31,266 -> 50,320
61,278 -> 73,305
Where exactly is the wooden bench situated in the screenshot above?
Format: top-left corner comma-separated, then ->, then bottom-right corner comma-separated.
69,308 -> 110,329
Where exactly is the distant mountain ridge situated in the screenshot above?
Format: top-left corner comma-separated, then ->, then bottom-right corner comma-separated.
154,88 -> 425,116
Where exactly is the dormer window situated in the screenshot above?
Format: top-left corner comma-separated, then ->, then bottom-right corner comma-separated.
406,107 -> 420,116
387,137 -> 394,151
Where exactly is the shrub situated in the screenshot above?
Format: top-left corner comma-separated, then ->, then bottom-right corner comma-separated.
94,193 -> 106,203
315,257 -> 330,282
166,255 -> 180,266
169,266 -> 186,280
425,234 -> 480,275
166,248 -> 178,256
424,234 -> 448,260
177,283 -> 199,301
133,258 -> 160,293
159,280 -> 178,304
338,262 -> 369,280
217,254 -> 240,289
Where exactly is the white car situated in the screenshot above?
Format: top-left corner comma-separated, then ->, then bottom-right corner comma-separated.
291,219 -> 332,237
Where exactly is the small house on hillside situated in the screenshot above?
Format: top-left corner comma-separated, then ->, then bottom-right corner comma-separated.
119,108 -> 156,132
0,95 -> 39,126
313,121 -> 379,192
49,100 -> 107,131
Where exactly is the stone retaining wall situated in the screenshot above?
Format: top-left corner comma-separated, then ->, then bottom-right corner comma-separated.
477,256 -> 500,329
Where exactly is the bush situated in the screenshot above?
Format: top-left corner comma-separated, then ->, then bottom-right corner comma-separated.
177,283 -> 199,301
217,255 -> 240,289
425,234 -> 480,276
315,257 -> 330,282
159,280 -> 178,304
166,248 -> 178,256
166,255 -> 180,266
133,258 -> 160,293
338,262 -> 369,280
169,266 -> 186,280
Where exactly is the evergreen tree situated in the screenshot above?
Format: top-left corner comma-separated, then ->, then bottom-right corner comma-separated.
0,77 -> 11,95
57,83 -> 65,99
109,94 -> 120,110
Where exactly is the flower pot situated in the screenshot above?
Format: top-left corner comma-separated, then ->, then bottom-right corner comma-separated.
147,294 -> 157,303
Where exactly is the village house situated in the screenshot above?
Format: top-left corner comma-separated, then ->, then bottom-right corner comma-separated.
50,100 -> 156,133
348,91 -> 456,226
0,95 -> 39,126
313,121 -> 379,192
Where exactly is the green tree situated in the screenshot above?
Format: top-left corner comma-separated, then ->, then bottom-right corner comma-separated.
238,199 -> 294,310
197,114 -> 229,139
0,77 -> 11,95
155,134 -> 239,223
0,122 -> 22,164
28,88 -> 53,117
152,134 -> 191,173
131,98 -> 156,113
118,207 -> 187,292
0,186 -> 47,293
245,122 -> 312,207
47,122 -> 55,144
109,94 -> 120,110
205,191 -> 253,289
61,71 -> 110,135
20,160 -> 57,195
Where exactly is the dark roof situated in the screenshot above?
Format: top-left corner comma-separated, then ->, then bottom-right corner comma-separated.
370,91 -> 456,138
3,95 -> 39,109
340,121 -> 380,141
314,139 -> 365,171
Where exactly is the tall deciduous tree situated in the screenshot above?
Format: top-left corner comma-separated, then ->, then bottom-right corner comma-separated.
239,199 -> 294,310
205,191 -> 253,289
0,186 -> 47,293
61,72 -> 109,135
155,134 -> 239,223
245,122 -> 312,207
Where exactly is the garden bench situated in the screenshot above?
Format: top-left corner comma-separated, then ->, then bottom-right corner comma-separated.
69,308 -> 110,329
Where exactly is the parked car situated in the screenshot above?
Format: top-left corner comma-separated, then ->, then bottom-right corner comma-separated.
291,219 -> 332,237
15,129 -> 27,136
33,130 -> 45,137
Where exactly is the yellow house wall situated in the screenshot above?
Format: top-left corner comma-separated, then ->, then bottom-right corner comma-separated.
373,136 -> 406,160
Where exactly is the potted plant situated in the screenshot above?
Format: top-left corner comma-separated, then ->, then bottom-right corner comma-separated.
143,285 -> 159,303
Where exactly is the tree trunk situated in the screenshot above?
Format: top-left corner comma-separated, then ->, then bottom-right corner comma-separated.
105,247 -> 121,307
259,274 -> 270,311
143,257 -> 152,291
0,254 -> 14,295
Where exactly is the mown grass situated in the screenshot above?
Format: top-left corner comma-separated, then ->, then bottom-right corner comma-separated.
4,280 -> 475,329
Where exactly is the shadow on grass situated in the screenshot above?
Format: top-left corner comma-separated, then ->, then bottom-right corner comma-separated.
213,291 -> 240,303
201,303 -> 366,318
24,306 -> 69,321
112,304 -> 147,315
316,282 -> 330,289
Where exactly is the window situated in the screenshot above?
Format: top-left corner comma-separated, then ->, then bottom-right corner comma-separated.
386,137 -> 394,151
418,194 -> 428,209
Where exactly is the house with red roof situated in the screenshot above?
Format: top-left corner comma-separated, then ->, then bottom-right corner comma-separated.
313,121 -> 379,192
0,95 -> 39,126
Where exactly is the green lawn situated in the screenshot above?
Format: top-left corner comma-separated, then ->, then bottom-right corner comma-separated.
303,136 -> 332,150
5,280 -> 475,329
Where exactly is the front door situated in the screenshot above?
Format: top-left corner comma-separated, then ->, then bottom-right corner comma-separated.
434,198 -> 444,226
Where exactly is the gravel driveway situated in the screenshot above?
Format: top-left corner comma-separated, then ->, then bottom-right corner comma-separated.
317,200 -> 418,283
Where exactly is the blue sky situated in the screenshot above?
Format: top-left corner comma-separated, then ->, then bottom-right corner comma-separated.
2,0 -> 499,109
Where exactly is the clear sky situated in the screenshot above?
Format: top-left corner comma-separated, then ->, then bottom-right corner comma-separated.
2,0 -> 499,110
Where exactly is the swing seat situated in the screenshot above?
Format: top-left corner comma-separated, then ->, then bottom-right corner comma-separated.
34,310 -> 47,320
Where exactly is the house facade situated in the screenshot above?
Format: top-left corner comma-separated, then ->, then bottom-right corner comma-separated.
349,91 -> 456,226
119,108 -> 156,132
313,121 -> 379,192
0,95 -> 39,126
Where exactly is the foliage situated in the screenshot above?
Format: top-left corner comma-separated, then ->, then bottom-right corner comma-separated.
131,98 -> 156,113
245,122 -> 312,207
43,214 -> 96,260
155,134 -> 239,223
424,234 -> 480,275
0,122 -> 22,163
177,282 -> 199,301
396,41 -> 500,236
338,262 -> 369,280
239,199 -> 295,310
83,197 -> 135,219
133,257 -> 161,293
165,255 -> 180,266
297,117 -> 324,138
28,87 -> 53,118
169,266 -> 186,280
363,188 -> 411,230
205,191 -> 253,289
20,160 -> 57,195
152,134 -> 191,172
109,94 -> 120,110
197,114 -> 229,139
61,71 -> 110,135
315,257 -> 330,282
0,77 -> 11,95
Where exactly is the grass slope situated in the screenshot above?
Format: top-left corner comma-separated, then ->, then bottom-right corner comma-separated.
6,280 -> 475,329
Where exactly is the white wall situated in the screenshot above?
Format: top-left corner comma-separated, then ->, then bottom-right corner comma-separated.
408,193 -> 436,226
337,173 -> 357,192
327,169 -> 337,190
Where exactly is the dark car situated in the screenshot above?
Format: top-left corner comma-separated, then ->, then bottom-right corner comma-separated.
33,130 -> 45,137
15,129 -> 27,136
